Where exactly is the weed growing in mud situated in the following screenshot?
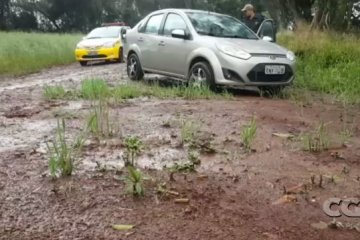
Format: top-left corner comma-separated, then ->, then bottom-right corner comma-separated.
241,118 -> 257,151
340,129 -> 353,146
43,85 -> 68,100
123,136 -> 143,167
170,150 -> 200,173
47,119 -> 83,178
125,165 -> 145,197
303,122 -> 330,153
123,136 -> 145,197
81,79 -> 110,99
87,99 -> 116,139
180,120 -> 200,145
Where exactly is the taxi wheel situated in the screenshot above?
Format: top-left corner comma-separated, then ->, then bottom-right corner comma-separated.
79,61 -> 87,67
127,53 -> 144,81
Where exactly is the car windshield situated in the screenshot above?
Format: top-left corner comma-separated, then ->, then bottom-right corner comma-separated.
187,12 -> 258,39
86,27 -> 120,39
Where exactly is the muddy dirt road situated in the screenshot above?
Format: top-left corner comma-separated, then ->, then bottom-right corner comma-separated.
0,63 -> 360,240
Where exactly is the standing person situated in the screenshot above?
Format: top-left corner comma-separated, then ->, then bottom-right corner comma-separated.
241,4 -> 265,33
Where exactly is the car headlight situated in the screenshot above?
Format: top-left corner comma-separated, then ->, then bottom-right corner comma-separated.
103,41 -> 119,48
76,43 -> 85,49
286,51 -> 296,61
216,44 -> 251,60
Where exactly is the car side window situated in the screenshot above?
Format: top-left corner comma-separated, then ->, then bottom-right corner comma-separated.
144,14 -> 164,34
163,13 -> 187,36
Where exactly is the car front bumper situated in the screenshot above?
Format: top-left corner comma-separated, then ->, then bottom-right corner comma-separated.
75,47 -> 121,62
213,52 -> 296,87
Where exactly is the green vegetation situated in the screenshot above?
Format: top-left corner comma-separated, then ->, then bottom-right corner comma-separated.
43,79 -> 233,101
303,122 -> 330,153
123,136 -> 145,197
0,32 -> 81,75
87,100 -> 115,139
47,119 -> 83,178
241,118 -> 257,151
112,82 -> 232,101
124,136 -> 143,167
125,165 -> 145,197
279,29 -> 360,104
180,120 -> 200,145
43,85 -> 68,100
170,150 -> 201,173
80,79 -> 110,100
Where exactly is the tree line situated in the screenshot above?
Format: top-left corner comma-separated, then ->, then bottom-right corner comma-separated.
1,0 -> 359,32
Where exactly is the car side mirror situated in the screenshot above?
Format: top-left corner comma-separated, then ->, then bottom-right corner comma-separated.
121,28 -> 127,40
262,36 -> 273,42
171,29 -> 188,39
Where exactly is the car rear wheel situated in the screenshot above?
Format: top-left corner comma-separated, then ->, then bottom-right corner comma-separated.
79,61 -> 87,67
188,62 -> 215,90
127,53 -> 144,81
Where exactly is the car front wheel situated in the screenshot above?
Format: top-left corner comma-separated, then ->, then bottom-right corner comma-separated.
127,53 -> 144,81
188,62 -> 215,89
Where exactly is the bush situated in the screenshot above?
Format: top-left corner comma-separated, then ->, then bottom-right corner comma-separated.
278,28 -> 360,103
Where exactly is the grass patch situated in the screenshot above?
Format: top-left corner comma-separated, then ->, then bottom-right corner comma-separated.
0,31 -> 81,76
112,82 -> 233,100
47,119 -> 84,178
80,79 -> 111,100
87,99 -> 116,139
44,79 -> 233,101
43,85 -> 67,100
180,120 -> 201,145
241,117 -> 257,151
303,122 -> 330,153
278,28 -> 360,104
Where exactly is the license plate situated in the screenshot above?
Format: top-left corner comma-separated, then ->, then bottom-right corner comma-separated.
88,50 -> 98,56
265,65 -> 285,75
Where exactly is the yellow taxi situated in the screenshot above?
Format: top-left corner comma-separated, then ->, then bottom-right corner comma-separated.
75,23 -> 130,66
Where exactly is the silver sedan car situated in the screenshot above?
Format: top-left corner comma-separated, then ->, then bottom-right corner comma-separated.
122,9 -> 296,92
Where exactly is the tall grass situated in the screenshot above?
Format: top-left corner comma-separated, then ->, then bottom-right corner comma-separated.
278,27 -> 360,104
0,31 -> 81,76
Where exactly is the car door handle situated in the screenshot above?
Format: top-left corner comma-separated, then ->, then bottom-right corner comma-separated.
138,37 -> 144,42
158,41 -> 166,46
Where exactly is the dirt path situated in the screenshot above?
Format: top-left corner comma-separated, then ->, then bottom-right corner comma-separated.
0,63 -> 359,239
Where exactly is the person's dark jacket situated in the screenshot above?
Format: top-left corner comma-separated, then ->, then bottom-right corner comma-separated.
242,13 -> 265,33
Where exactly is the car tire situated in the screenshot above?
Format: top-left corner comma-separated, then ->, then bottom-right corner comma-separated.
127,53 -> 144,81
188,62 -> 216,90
259,86 -> 285,96
79,61 -> 87,67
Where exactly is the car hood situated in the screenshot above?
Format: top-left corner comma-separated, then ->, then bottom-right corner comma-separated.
213,38 -> 288,55
78,38 -> 118,48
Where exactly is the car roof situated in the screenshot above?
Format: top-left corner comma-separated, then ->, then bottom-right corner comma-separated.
150,8 -> 226,16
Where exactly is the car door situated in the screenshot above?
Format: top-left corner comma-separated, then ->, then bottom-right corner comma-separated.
257,19 -> 277,42
156,13 -> 194,77
137,13 -> 165,70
